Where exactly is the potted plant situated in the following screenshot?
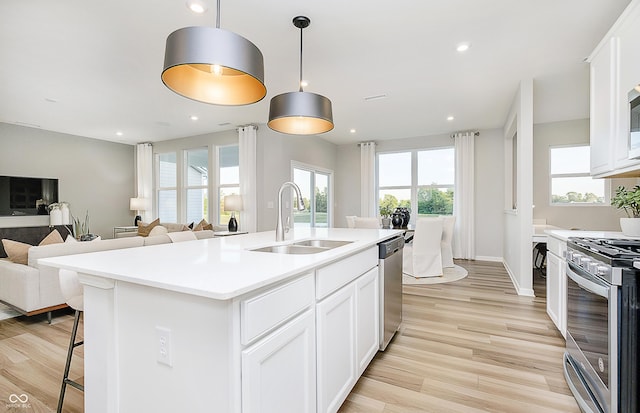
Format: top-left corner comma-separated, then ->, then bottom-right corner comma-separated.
611,185 -> 640,236
379,204 -> 393,229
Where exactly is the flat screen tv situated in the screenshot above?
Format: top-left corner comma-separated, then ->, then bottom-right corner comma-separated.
0,175 -> 59,216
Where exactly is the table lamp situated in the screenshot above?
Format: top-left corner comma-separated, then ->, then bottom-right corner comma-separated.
223,194 -> 243,232
130,197 -> 149,226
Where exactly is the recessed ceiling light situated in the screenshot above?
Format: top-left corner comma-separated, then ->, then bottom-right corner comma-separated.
190,115 -> 199,121
116,131 -> 123,136
350,128 -> 356,134
186,0 -> 207,13
456,42 -> 470,52
447,116 -> 454,121
44,97 -> 58,103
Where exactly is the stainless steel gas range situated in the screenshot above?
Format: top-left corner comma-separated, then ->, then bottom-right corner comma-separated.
564,237 -> 640,413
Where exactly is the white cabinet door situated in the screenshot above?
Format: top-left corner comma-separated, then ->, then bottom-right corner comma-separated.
546,252 -> 566,338
316,283 -> 356,413
355,267 -> 379,375
590,37 -> 617,176
242,309 -> 316,413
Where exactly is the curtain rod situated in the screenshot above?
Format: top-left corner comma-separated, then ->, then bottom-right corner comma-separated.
450,131 -> 480,138
237,124 -> 259,131
357,141 -> 376,147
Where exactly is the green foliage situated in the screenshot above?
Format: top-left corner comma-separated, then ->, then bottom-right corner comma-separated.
379,194 -> 399,217
72,210 -> 90,236
552,192 -> 604,204
417,188 -> 453,215
611,185 -> 640,218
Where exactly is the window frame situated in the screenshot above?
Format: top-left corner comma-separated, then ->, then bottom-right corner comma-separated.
376,146 -> 455,223
184,147 -> 209,224
154,143 -> 240,225
548,143 -> 609,207
217,144 -> 240,225
291,161 -> 334,229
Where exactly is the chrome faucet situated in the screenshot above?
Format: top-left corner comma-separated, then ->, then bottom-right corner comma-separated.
276,181 -> 305,242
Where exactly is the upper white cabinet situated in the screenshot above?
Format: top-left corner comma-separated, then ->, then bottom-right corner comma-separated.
590,1 -> 640,177
589,37 -> 618,175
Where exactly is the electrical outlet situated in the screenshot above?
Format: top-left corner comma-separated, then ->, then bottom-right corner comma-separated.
156,326 -> 172,367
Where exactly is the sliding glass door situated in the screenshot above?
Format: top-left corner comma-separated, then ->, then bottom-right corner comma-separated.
292,163 -> 332,228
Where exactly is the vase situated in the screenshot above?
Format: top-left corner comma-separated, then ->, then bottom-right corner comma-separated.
49,205 -> 62,226
60,202 -> 70,225
381,218 -> 391,229
620,218 -> 640,237
391,214 -> 403,229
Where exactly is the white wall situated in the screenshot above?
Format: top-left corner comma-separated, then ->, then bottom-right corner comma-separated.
256,126 -> 338,231
533,118 -> 637,230
503,80 -> 535,296
334,130 -> 505,260
0,122 -> 134,238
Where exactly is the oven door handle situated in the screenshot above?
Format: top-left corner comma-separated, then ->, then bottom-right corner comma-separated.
567,264 -> 609,298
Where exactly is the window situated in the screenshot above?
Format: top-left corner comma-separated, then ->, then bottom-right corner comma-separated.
550,145 -> 606,205
218,145 -> 240,225
157,152 -> 177,223
185,148 -> 208,223
378,147 -> 454,222
155,144 -> 239,225
292,163 -> 332,228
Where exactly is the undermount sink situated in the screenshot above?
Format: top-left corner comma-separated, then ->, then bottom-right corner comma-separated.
292,239 -> 353,249
250,239 -> 353,255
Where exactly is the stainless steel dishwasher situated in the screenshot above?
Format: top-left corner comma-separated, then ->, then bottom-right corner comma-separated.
378,236 -> 404,350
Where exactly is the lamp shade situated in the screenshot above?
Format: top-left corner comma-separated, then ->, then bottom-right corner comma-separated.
162,26 -> 266,106
268,91 -> 334,135
224,194 -> 243,212
130,197 -> 150,211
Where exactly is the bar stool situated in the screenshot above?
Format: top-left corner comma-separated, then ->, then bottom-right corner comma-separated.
57,269 -> 84,413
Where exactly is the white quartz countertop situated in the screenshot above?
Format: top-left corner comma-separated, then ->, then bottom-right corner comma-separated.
545,229 -> 640,242
40,228 -> 403,300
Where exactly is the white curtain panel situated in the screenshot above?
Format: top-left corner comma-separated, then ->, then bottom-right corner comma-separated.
135,143 -> 153,222
360,142 -> 377,217
238,125 -> 257,233
453,132 -> 475,260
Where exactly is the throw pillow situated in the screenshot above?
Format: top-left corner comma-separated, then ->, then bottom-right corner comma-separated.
193,219 -> 213,231
2,239 -> 30,265
137,218 -> 160,237
40,229 -> 64,246
148,225 -> 169,236
65,235 -> 78,243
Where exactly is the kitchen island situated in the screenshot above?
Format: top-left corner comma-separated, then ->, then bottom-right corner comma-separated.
40,228 -> 402,413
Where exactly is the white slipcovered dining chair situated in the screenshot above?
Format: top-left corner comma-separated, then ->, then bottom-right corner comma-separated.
353,217 -> 380,229
440,215 -> 456,268
57,269 -> 84,413
403,217 -> 444,278
345,216 -> 357,229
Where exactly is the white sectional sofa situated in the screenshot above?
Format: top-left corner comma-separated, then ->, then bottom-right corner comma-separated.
0,230 -> 215,317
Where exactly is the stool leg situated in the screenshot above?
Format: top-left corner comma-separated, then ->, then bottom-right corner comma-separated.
57,310 -> 83,413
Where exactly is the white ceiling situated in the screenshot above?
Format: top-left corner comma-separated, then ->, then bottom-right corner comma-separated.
0,0 -> 630,146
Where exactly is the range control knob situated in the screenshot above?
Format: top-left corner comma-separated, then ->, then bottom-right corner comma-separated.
572,253 -> 582,264
596,266 -> 609,276
566,250 -> 574,261
580,257 -> 592,267
587,262 -> 599,273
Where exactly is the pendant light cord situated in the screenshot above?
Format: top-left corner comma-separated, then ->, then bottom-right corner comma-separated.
216,0 -> 221,28
298,24 -> 304,92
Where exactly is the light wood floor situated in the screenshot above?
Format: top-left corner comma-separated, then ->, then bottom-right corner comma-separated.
339,261 -> 579,413
0,261 -> 577,412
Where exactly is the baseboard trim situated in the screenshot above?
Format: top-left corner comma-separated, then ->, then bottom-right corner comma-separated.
474,255 -> 503,262
502,259 -> 535,297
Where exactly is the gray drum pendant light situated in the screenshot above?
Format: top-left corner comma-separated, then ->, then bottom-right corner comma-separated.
162,0 -> 266,105
268,16 -> 334,135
